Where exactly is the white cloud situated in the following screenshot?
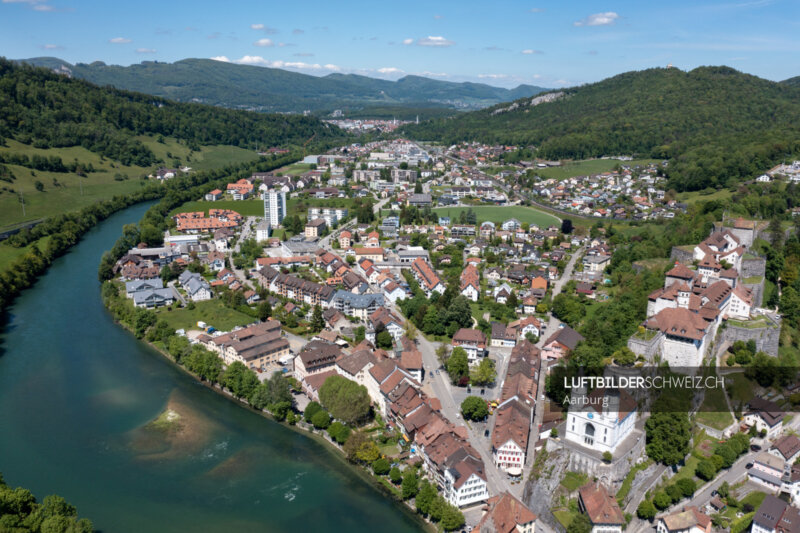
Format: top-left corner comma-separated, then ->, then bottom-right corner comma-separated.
251,23 -> 278,33
402,38 -> 414,45
293,52 -> 314,57
210,55 -> 230,62
109,37 -> 132,44
420,71 -> 449,77
574,12 -> 619,26
529,7 -> 545,13
254,38 -> 274,47
433,14 -> 443,19
478,73 -> 508,79
42,43 -> 63,50
377,67 -> 404,74
417,35 -> 455,47
136,48 -> 156,54
2,0 -> 54,7
230,55 -> 341,72
292,28 -> 304,35
277,42 -> 295,47
521,49 -> 543,54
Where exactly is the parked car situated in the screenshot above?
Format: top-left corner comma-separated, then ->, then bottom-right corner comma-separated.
751,444 -> 762,452
484,429 -> 490,437
746,463 -> 753,469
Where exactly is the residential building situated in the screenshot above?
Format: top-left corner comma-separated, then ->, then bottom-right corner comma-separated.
178,271 -> 212,301
205,320 -> 289,370
542,325 -> 584,360
452,328 -> 488,366
577,482 -> 625,533
745,398 -> 785,440
656,507 -> 711,533
477,492 -> 537,533
460,264 -> 481,302
411,257 -> 445,297
263,189 -> 288,226
331,290 -> 384,320
749,451 -> 785,492
294,340 -> 340,382
305,218 -> 327,238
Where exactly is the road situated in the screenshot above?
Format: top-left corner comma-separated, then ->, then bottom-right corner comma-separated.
228,216 -> 256,291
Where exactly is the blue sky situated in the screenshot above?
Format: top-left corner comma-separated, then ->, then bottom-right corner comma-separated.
2,0 -> 799,88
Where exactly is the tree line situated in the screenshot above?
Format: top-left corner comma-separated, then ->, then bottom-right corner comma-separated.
0,472 -> 92,532
0,58 -> 343,167
402,66 -> 800,192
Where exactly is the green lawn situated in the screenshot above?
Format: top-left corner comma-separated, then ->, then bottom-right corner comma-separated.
741,491 -> 766,509
0,235 -> 51,272
553,510 -> 577,529
0,137 -> 259,231
155,299 -> 255,332
677,188 -> 734,205
534,159 -> 659,180
727,372 -> 756,405
671,456 -> 700,483
696,375 -> 734,430
432,205 -> 559,227
275,163 -> 313,176
560,471 -> 588,492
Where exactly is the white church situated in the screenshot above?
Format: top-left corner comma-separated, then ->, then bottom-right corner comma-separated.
565,388 -> 638,455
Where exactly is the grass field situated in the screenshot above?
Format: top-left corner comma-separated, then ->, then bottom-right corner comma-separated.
275,163 -> 314,176
432,205 -> 559,227
0,137 -> 259,231
0,235 -> 51,271
155,299 -> 255,332
677,188 -> 733,205
535,159 -> 659,180
560,471 -> 588,492
170,197 -> 358,217
726,372 -> 757,405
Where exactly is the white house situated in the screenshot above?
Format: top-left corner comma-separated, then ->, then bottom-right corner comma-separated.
443,456 -> 489,508
656,507 -> 711,533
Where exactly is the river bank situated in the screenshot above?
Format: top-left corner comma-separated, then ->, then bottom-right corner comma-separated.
0,201 -> 424,533
103,293 -> 436,531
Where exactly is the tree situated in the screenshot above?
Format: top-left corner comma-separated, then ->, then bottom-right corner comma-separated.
372,458 -> 390,476
311,410 -> 331,429
676,478 -> 696,498
304,401 -> 323,423
461,396 -> 489,421
561,219 -> 574,234
414,180 -> 423,193
612,347 -> 636,366
319,375 -> 371,426
311,304 -> 325,332
602,451 -> 613,463
666,484 -> 683,503
343,430 -> 370,462
327,421 -> 351,444
401,469 -> 419,500
389,467 -> 402,484
695,459 -> 717,481
567,512 -> 592,533
637,500 -> 657,520
257,300 -> 272,321
470,357 -> 497,386
653,491 -> 672,510
440,504 -> 466,531
645,411 -> 691,465
446,347 -> 470,384
376,330 -> 393,349
415,479 -> 437,515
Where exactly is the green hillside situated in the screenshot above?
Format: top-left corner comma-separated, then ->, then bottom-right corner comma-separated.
0,59 -> 339,229
403,66 -> 800,191
783,76 -> 800,87
0,58 -> 339,167
14,57 -> 548,113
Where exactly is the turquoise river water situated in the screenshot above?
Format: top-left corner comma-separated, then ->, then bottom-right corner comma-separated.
0,201 -> 421,532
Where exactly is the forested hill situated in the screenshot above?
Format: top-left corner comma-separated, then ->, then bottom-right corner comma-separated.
0,58 -> 340,167
784,76 -> 800,87
403,66 -> 800,191
15,57 -> 548,113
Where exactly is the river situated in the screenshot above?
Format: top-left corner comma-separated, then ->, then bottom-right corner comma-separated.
0,202 -> 421,532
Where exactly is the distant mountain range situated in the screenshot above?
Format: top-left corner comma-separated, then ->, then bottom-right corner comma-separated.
403,66 -> 800,191
15,57 -> 548,114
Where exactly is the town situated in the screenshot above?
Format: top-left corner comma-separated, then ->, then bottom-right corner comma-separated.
107,139 -> 800,533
